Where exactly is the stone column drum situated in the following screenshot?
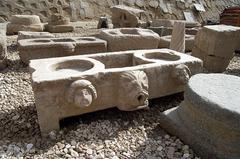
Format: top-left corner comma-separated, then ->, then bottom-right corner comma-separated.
160,74 -> 240,159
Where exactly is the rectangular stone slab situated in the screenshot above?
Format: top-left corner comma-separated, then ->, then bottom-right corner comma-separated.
30,49 -> 202,134
18,36 -> 107,64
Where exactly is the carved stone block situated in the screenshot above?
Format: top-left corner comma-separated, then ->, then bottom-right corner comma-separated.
99,28 -> 160,52
110,5 -> 144,28
159,74 -> 240,159
18,37 -> 107,64
46,14 -> 74,33
30,49 -> 203,134
7,15 -> 44,35
17,31 -> 55,41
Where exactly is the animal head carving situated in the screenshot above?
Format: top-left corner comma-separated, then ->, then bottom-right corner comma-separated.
117,70 -> 149,111
172,64 -> 191,85
66,80 -> 97,108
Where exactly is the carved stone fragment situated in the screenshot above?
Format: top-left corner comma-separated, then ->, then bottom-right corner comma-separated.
110,5 -> 145,28
7,15 -> 44,35
46,14 -> 74,33
30,49 -> 203,134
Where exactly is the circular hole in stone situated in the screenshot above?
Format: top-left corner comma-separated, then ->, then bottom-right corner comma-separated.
120,29 -> 139,35
109,31 -> 118,35
52,38 -> 75,42
77,37 -> 96,41
51,59 -> 94,74
33,39 -> 51,43
144,51 -> 180,61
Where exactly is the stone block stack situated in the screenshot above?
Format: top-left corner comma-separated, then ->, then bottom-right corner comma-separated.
192,25 -> 240,72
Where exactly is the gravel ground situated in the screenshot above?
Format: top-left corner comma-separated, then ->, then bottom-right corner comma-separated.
0,25 -> 240,159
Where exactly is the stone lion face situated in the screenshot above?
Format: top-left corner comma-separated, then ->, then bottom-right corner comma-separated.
172,64 -> 191,85
117,71 -> 149,111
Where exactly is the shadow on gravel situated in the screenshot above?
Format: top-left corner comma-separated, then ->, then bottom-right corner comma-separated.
0,89 -> 183,155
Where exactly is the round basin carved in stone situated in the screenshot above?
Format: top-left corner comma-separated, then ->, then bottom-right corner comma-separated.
52,38 -> 75,42
51,59 -> 96,74
32,39 -> 52,43
144,51 -> 181,61
77,37 -> 96,41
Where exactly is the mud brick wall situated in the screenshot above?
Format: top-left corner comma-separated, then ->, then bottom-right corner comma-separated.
0,0 -> 239,23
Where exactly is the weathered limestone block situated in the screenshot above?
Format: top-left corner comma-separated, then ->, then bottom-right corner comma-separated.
111,5 -> 145,28
192,46 -> 231,72
99,28 -> 160,51
192,25 -> 240,72
193,25 -> 240,58
46,14 -> 74,33
0,35 -> 7,70
18,37 -> 107,64
7,15 -> 44,35
30,49 -> 203,134
160,74 -> 240,159
159,34 -> 195,52
170,21 -> 185,52
17,31 -> 55,41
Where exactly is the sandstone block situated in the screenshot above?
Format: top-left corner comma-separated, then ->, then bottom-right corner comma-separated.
17,31 -> 55,41
160,74 -> 240,159
99,28 -> 160,52
7,15 -> 44,35
18,37 -> 107,64
194,25 -> 240,58
29,49 -> 203,134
